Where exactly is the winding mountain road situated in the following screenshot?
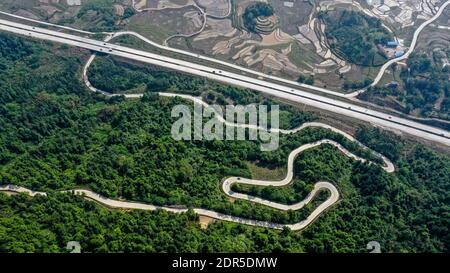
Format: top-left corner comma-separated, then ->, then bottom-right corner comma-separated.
8,45 -> 397,230
4,52 -> 396,230
0,120 -> 394,231
0,2 -> 447,231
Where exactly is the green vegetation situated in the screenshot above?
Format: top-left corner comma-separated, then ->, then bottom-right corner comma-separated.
321,10 -> 391,66
360,53 -> 450,120
0,33 -> 449,253
77,0 -> 120,31
1,193 -> 307,253
343,78 -> 374,91
0,33 -> 363,226
88,55 -> 316,129
88,56 -> 207,95
242,2 -> 274,33
297,74 -> 315,85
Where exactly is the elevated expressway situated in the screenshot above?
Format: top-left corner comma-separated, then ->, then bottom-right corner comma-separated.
0,18 -> 449,147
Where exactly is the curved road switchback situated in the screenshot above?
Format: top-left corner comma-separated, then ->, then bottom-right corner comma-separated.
0,9 -> 395,99
0,1 -> 442,230
0,129 -> 391,231
2,55 -> 396,231
40,54 -> 395,231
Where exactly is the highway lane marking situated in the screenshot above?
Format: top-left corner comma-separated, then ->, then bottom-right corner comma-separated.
1,19 -> 449,146
1,0 -> 449,101
1,57 -> 387,231
0,0 -> 446,232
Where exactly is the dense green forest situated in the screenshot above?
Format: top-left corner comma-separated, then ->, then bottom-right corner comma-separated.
0,33 -> 449,253
0,33 -> 376,225
320,10 -> 391,66
360,53 -> 450,120
88,56 -> 207,95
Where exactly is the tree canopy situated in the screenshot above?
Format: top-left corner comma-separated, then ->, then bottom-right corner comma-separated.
0,33 -> 449,253
321,10 -> 391,66
242,3 -> 275,33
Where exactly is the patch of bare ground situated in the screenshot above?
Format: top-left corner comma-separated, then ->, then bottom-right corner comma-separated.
127,6 -> 204,43
193,17 -> 236,41
144,0 -> 192,9
248,162 -> 286,181
11,9 -> 41,20
114,4 -> 125,17
198,216 -> 215,229
196,0 -> 230,17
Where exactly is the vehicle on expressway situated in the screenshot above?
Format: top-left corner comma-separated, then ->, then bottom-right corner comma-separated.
0,0 -> 448,268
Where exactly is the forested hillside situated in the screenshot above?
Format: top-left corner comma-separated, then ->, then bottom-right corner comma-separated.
0,33 -> 449,253
321,10 -> 391,66
360,53 -> 450,120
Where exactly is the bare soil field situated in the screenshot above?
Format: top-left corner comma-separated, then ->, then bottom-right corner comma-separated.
144,0 -> 192,9
198,215 -> 215,229
196,0 -> 230,18
127,5 -> 204,43
268,0 -> 313,35
2,0 -> 447,95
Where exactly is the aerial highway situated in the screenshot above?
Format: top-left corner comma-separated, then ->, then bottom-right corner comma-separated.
0,18 -> 449,147
1,0 -> 449,100
1,53 -> 398,231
